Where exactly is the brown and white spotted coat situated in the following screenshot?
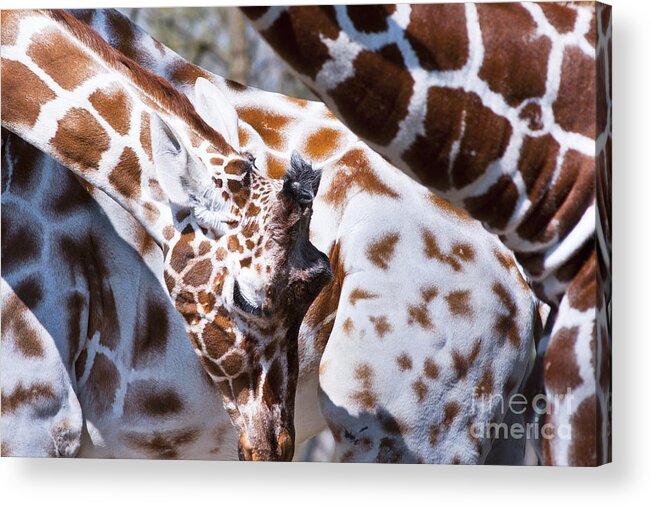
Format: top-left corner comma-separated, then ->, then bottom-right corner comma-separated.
1,9 -> 331,461
3,8 -> 540,463
2,130 -> 232,459
243,2 -> 612,466
76,8 -> 543,464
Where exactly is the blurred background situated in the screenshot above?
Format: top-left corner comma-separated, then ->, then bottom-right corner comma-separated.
119,7 -> 317,100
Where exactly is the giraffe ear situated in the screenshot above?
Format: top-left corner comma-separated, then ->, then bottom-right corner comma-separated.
193,77 -> 241,152
150,113 -> 212,208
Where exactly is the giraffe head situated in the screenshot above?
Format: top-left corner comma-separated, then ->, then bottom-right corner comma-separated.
149,79 -> 331,461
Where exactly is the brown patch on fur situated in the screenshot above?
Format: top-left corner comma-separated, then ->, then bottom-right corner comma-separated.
422,229 -> 466,271
369,315 -> 391,338
169,225 -> 195,273
567,252 -> 596,312
519,146 -> 595,246
519,103 -> 545,131
492,282 -> 521,348
139,112 -> 152,160
65,292 -> 84,364
494,248 -> 530,291
132,297 -> 170,368
544,326 -> 582,392
477,4 -> 551,107
238,107 -> 291,151
124,380 -> 184,418
412,378 -> 428,402
1,10 -> 22,45
50,107 -> 110,171
1,382 -> 55,414
403,88 -> 512,193
406,4 -> 469,71
143,202 -> 160,224
202,323 -> 236,360
13,274 -> 44,311
1,204 -> 44,276
429,193 -> 473,221
443,401 -> 460,426
423,358 -> 440,380
407,304 -> 432,329
323,148 -> 399,207
27,27 -> 100,90
342,317 -> 354,335
74,349 -> 88,380
540,3 -> 577,33
221,353 -> 243,377
349,288 -> 378,306
247,6 -> 339,80
421,285 -> 439,303
122,428 -> 199,459
452,242 -> 475,263
445,290 -> 473,318
452,340 -> 481,379
1,441 -> 11,457
366,232 -> 400,270
89,84 -> 132,135
396,353 -> 412,371
108,147 -> 142,199
304,127 -> 342,160
1,59 -> 56,128
378,411 -> 408,436
567,395 -> 597,466
553,46 -> 596,138
2,295 -> 44,358
476,368 -> 494,398
169,60 -> 209,88
304,241 -> 345,356
430,401 -> 460,447
182,258 -> 212,287
330,43 -> 414,147
463,175 -> 520,231
227,234 -> 241,253
86,354 -> 120,416
46,167 -> 93,216
349,363 -> 377,410
346,5 -> 395,33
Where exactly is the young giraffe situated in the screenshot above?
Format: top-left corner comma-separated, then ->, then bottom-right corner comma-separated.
242,2 -> 612,466
3,9 -> 539,463
1,9 -> 332,461
72,8 -> 541,464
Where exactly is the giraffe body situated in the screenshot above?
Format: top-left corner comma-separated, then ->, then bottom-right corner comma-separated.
244,2 -> 612,465
2,133 -> 235,458
2,9 -> 331,461
3,8 -> 541,463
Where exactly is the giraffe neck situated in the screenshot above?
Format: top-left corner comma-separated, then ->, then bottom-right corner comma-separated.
1,9 -> 235,246
243,3 -> 608,306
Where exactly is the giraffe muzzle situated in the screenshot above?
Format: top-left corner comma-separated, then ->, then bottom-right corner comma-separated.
237,429 -> 294,462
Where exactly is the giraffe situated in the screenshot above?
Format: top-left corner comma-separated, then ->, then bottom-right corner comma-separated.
1,9 -> 332,461
242,2 -> 612,466
73,8 -> 543,463
3,8 -> 540,463
2,128 -> 235,459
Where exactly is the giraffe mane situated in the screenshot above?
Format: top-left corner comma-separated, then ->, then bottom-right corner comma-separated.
44,9 -> 235,156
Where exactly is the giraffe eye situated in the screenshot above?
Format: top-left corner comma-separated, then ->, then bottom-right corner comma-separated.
233,279 -> 263,317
